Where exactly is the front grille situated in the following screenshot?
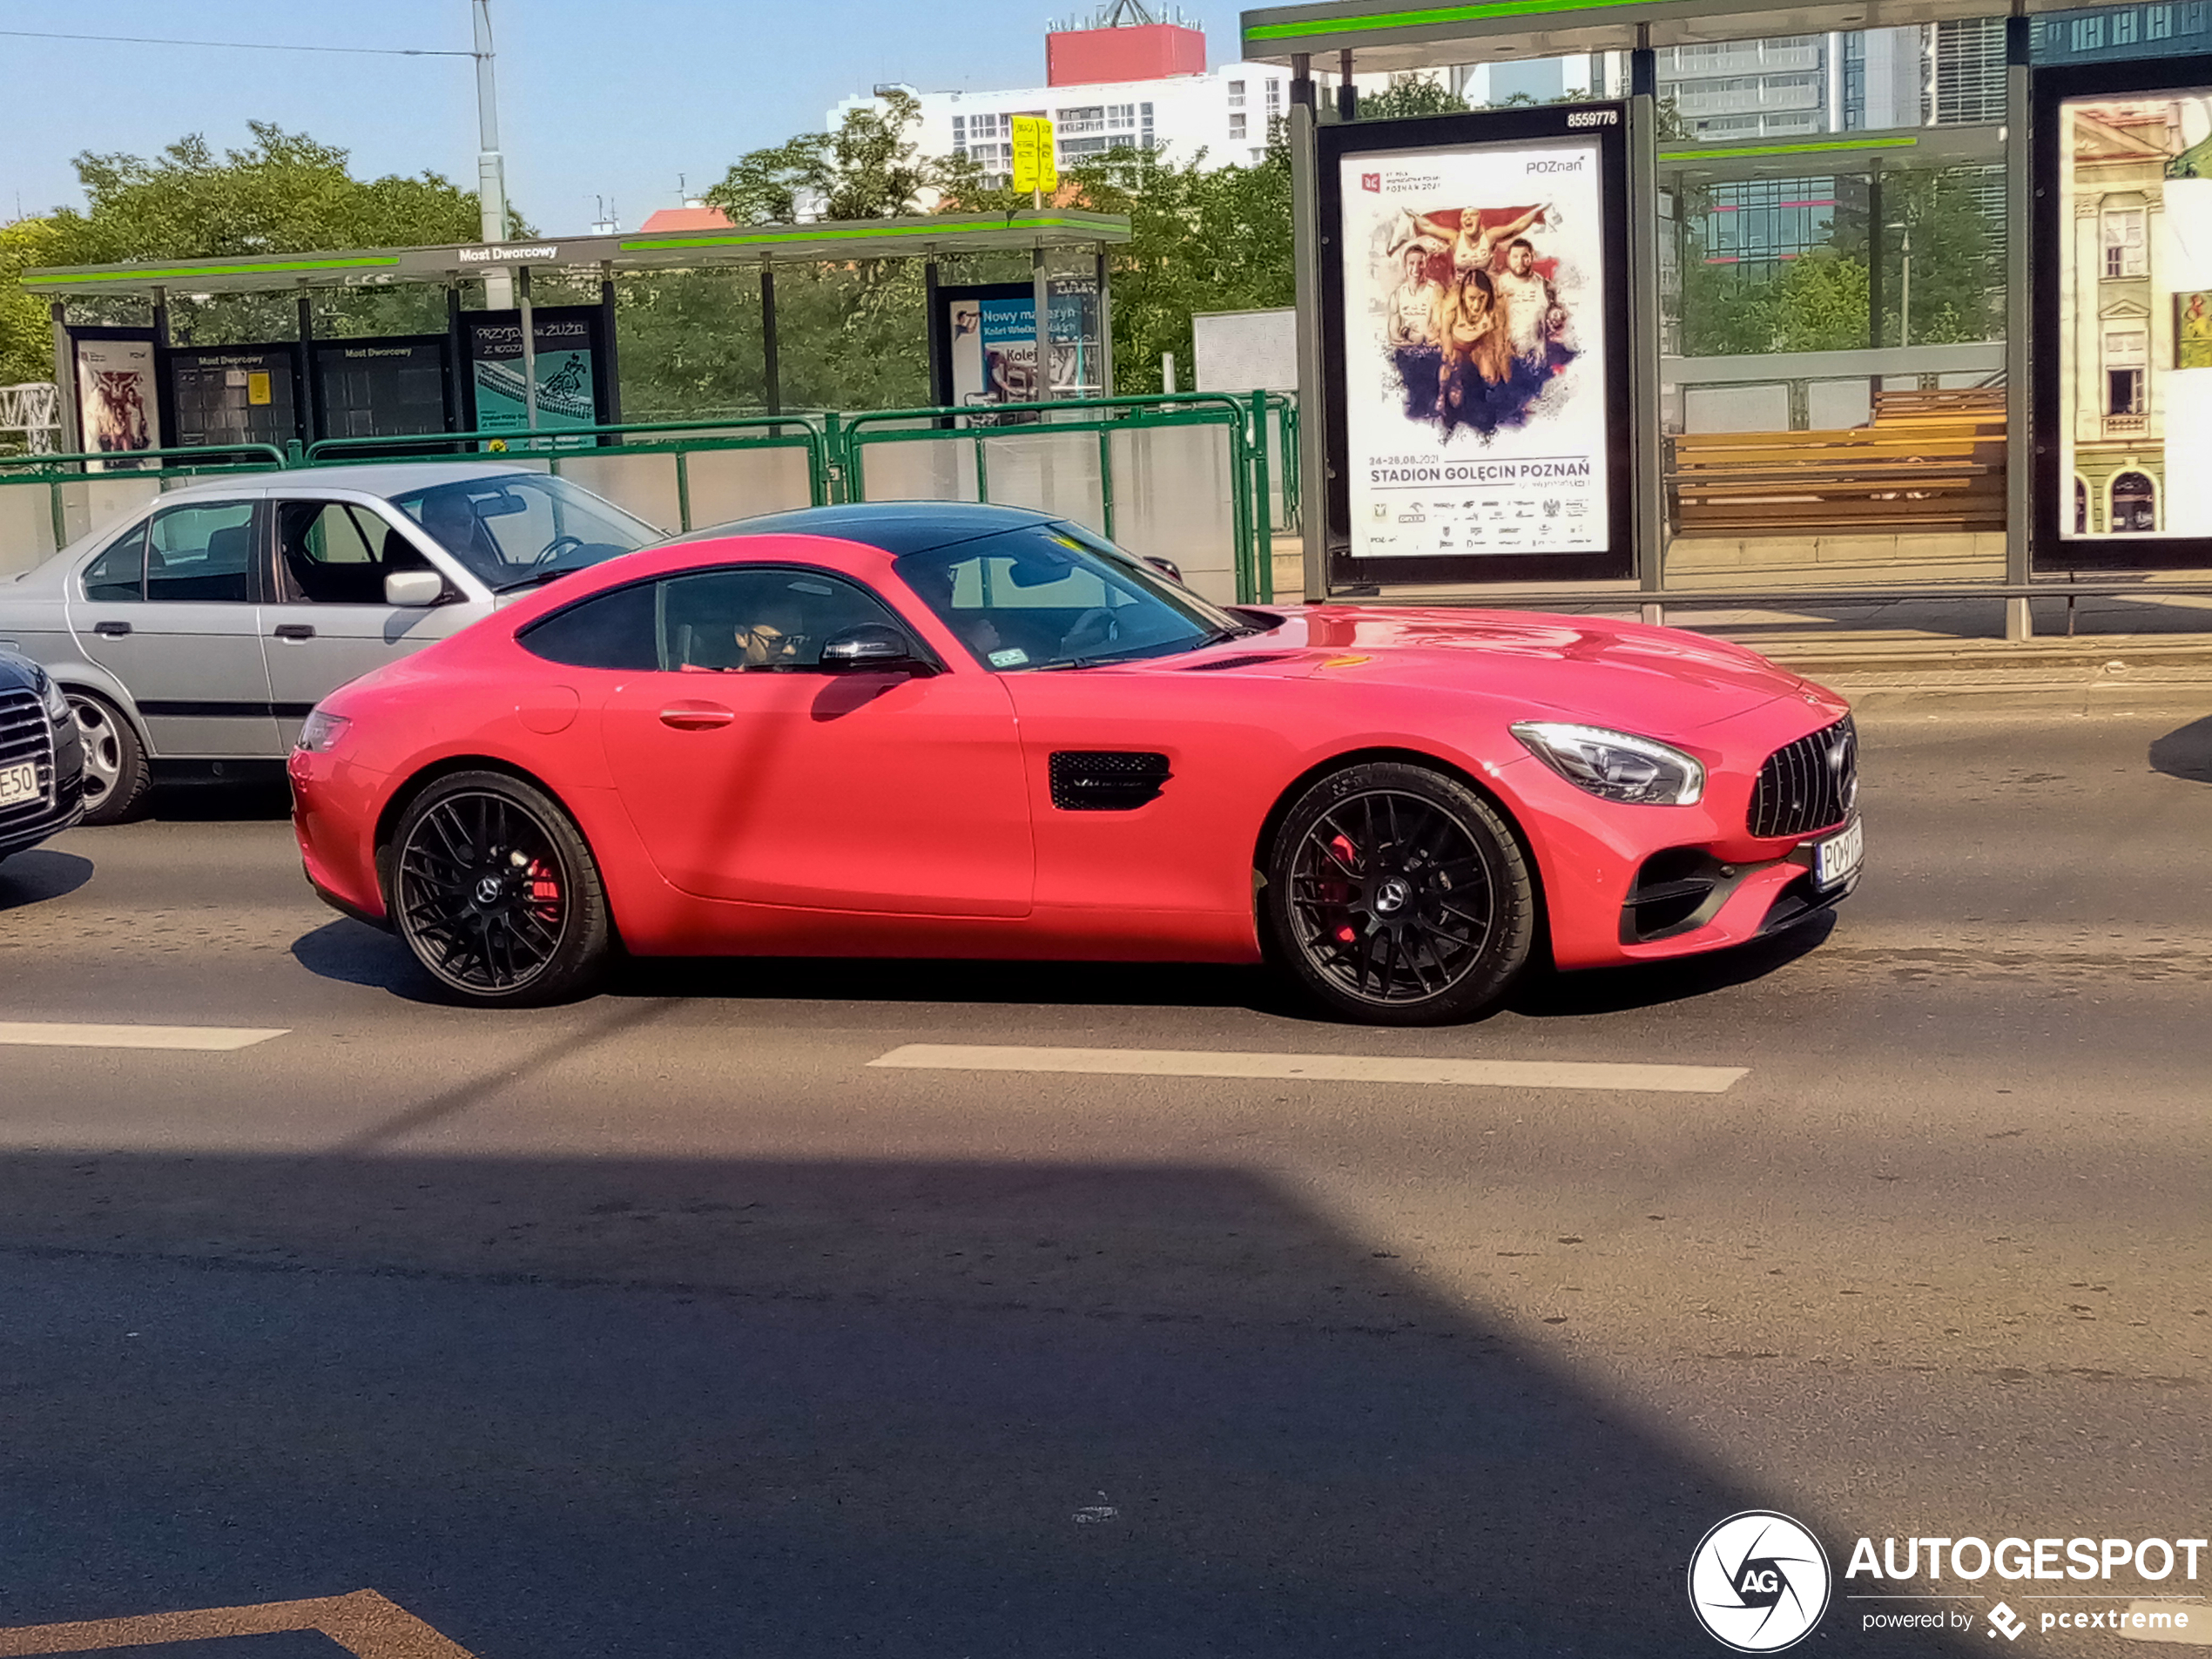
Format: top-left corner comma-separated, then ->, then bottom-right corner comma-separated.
0,687 -> 57,832
1749,715 -> 1856,840
1049,751 -> 1171,812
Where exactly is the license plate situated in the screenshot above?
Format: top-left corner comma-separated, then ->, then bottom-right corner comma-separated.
0,760 -> 40,810
1812,817 -> 1864,889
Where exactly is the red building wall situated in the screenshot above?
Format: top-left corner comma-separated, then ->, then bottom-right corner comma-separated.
1046,24 -> 1205,86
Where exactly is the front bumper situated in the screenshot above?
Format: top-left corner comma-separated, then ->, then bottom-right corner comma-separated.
289,745 -> 392,925
0,769 -> 86,861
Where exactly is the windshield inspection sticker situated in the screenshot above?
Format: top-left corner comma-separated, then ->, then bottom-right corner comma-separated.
988,647 -> 1028,667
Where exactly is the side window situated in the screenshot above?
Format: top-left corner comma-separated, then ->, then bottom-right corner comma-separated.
82,523 -> 147,603
145,502 -> 255,604
658,567 -> 906,671
517,581 -> 658,670
277,501 -> 429,604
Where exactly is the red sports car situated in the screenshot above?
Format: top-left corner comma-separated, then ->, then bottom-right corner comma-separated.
289,502 -> 1861,1022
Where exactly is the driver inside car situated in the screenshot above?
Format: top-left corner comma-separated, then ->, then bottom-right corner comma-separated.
416,491 -> 494,563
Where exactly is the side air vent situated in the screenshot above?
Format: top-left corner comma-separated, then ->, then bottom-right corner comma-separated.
1049,751 -> 1171,812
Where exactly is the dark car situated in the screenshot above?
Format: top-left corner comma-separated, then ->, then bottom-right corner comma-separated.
0,647 -> 86,864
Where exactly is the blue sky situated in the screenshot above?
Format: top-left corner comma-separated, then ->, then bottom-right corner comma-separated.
0,0 -> 1246,234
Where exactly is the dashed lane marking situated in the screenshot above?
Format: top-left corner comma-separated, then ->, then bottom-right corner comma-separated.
870,1043 -> 1749,1095
0,1588 -> 475,1656
0,1022 -> 287,1052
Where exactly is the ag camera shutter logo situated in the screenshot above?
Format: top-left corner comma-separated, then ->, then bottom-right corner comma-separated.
1689,1511 -> 1831,1651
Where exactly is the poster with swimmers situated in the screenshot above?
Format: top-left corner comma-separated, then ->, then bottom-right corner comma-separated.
1337,133 -> 1613,562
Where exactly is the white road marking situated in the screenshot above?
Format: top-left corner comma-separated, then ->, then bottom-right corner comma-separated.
870,1043 -> 1747,1095
0,1022 -> 287,1052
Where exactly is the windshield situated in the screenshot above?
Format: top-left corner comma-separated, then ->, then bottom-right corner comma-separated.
893,522 -> 1251,671
389,474 -> 658,591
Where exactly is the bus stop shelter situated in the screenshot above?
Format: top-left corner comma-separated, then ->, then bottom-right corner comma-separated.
1241,0 -> 2212,637
22,208 -> 1132,454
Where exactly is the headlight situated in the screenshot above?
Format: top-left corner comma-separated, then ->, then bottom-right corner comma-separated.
37,670 -> 69,725
1510,721 -> 1705,806
294,710 -> 352,754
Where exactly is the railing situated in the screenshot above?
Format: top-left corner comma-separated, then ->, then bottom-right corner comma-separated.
0,443 -> 290,579
833,393 -> 1273,604
302,415 -> 831,534
0,401 -> 1299,602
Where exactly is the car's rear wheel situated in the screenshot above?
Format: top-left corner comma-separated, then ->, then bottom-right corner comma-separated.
68,691 -> 151,826
389,771 -> 610,1007
1262,760 -> 1535,1025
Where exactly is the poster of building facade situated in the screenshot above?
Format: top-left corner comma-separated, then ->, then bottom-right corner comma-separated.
1338,135 -> 1612,562
2057,86 -> 2212,540
72,335 -> 162,467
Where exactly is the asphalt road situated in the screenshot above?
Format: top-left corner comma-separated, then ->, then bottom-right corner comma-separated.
0,696 -> 2206,1657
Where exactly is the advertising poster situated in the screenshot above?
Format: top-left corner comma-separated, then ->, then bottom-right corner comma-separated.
1338,136 -> 1612,563
2055,85 -> 2212,543
465,312 -> 601,436
72,334 -> 162,468
939,280 -> 1100,418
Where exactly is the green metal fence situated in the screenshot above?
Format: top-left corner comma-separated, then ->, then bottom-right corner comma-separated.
0,443 -> 290,580
2,398 -> 1299,602
302,415 -> 832,536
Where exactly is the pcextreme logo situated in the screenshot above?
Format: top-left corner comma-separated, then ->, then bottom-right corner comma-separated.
1689,1511 -> 1833,1652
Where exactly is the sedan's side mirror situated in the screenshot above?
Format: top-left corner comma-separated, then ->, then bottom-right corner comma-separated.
385,570 -> 446,608
819,623 -> 929,673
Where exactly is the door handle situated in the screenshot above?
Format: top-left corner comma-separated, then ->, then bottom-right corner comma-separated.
93,620 -> 132,637
273,624 -> 316,642
658,703 -> 734,731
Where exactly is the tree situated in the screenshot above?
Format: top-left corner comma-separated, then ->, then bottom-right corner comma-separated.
705,91 -> 931,225
0,217 -> 64,389
1355,77 -> 1467,120
23,124 -> 501,349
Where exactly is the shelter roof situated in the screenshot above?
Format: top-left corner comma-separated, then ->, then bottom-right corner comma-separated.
20,210 -> 1132,299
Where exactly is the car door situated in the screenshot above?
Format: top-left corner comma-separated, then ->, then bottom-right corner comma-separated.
66,497 -> 278,758
257,496 -> 484,747
583,563 -> 1034,917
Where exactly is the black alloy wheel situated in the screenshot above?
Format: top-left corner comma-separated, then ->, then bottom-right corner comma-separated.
390,772 -> 611,1006
1263,761 -> 1535,1025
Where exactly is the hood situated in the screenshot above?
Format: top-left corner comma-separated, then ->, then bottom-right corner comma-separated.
1151,606 -> 1822,738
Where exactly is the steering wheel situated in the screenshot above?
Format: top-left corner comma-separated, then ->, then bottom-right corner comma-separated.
1061,607 -> 1121,658
534,533 -> 588,567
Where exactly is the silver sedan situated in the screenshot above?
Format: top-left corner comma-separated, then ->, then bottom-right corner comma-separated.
0,462 -> 658,821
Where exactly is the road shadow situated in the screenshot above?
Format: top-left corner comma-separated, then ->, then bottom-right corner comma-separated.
2149,713 -> 2212,785
140,772 -> 293,822
291,915 -> 1832,1026
1510,912 -> 1838,1018
0,848 -> 94,913
0,1147 -> 1978,1657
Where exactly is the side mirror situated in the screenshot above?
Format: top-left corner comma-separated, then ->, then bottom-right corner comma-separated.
384,570 -> 445,608
1144,555 -> 1185,584
819,623 -> 928,672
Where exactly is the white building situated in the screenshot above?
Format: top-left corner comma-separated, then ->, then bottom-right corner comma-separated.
833,62 -> 1295,182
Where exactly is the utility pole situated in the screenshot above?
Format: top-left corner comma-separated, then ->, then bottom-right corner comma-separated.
473,0 -> 513,309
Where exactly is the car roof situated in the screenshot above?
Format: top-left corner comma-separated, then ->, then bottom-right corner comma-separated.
160,461 -> 534,501
672,501 -> 1064,557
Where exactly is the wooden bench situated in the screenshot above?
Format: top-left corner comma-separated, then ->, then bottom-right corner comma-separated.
1669,395 -> 2006,536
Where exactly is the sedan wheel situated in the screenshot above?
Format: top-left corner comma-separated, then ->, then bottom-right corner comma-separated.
391,772 -> 611,1006
68,692 -> 151,826
1264,761 -> 1535,1025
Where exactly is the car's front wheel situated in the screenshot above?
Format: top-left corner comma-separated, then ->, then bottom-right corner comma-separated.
68,691 -> 151,826
1261,760 -> 1536,1025
388,771 -> 611,1007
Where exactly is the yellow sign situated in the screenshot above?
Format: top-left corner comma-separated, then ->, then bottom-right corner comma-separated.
1010,115 -> 1057,194
246,371 -> 272,407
